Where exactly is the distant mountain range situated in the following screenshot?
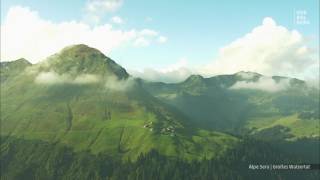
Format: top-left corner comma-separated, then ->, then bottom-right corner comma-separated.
1,44 -> 319,179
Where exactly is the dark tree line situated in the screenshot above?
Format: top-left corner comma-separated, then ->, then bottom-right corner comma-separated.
1,136 -> 319,180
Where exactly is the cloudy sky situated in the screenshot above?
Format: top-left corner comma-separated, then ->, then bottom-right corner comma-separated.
1,0 -> 319,82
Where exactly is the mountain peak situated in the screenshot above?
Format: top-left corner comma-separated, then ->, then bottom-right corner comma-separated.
1,58 -> 32,83
234,71 -> 261,80
272,76 -> 306,87
1,58 -> 31,68
182,75 -> 206,89
60,44 -> 102,56
185,75 -> 204,82
14,58 -> 31,64
43,44 -> 129,79
235,71 -> 261,76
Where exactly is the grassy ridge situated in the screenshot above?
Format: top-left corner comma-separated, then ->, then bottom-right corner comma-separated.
0,59 -> 238,160
142,73 -> 319,140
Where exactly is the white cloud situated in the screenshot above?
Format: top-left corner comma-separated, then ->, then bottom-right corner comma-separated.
34,70 -> 134,91
0,6 -> 167,63
157,36 -> 167,43
0,6 -> 133,62
84,14 -> 101,24
201,17 -> 318,79
306,79 -> 319,89
35,71 -> 100,84
104,76 -> 134,91
129,17 -> 317,83
159,58 -> 188,73
74,74 -> 100,84
111,16 -> 124,24
35,71 -> 65,84
133,29 -> 167,47
84,0 -> 122,25
86,0 -> 123,13
133,37 -> 150,47
129,58 -> 193,83
229,77 -> 290,92
140,29 -> 158,36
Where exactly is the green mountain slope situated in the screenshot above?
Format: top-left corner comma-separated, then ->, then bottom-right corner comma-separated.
1,44 -> 319,180
43,44 -> 129,79
142,72 -> 319,140
0,58 -> 32,83
0,45 -> 237,160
